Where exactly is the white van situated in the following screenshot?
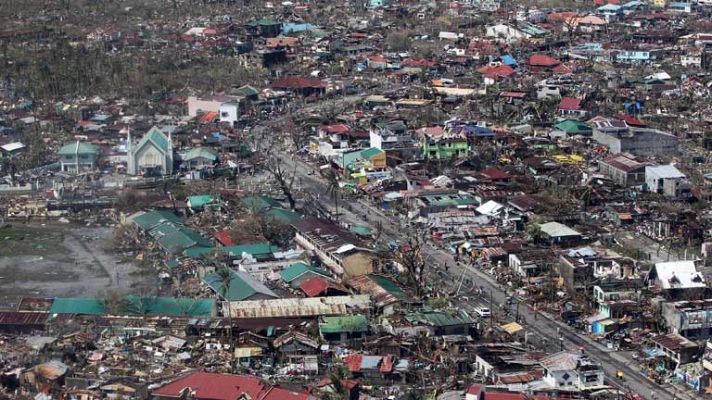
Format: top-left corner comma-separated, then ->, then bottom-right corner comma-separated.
474,306 -> 491,317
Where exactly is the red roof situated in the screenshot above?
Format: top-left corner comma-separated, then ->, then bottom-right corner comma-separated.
299,276 -> 329,297
486,393 -> 526,400
466,384 -> 483,395
199,111 -> 219,124
152,372 -> 266,400
380,355 -> 394,373
528,54 -> 561,67
552,63 -> 573,74
477,65 -> 515,78
499,91 -> 527,99
559,97 -> 581,111
481,167 -> 511,180
272,77 -> 327,89
615,113 -> 646,127
401,59 -> 437,68
547,11 -> 577,22
345,354 -> 363,372
321,124 -> 350,134
260,387 -> 310,400
215,230 -> 236,246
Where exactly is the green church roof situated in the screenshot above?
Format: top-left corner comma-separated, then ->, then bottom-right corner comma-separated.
136,126 -> 170,153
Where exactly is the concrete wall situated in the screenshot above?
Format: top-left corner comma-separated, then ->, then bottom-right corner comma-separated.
187,96 -> 223,117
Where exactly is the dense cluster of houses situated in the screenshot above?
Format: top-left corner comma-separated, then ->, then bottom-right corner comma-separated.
2,0 -> 712,399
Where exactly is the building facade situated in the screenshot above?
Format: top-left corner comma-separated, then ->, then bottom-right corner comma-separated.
127,126 -> 174,176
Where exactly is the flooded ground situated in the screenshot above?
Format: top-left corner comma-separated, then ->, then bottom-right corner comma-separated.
0,223 -> 148,310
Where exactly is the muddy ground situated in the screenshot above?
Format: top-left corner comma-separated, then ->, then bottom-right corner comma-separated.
0,223 -> 151,310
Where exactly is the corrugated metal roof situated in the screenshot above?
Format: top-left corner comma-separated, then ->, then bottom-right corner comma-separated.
319,314 -> 369,334
228,295 -> 371,318
539,222 -> 581,238
204,269 -> 278,301
0,312 -> 49,325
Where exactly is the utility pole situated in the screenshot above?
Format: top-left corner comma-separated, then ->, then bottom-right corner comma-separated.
489,289 -> 494,329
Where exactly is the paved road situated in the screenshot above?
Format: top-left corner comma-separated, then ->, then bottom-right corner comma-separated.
269,149 -> 695,400
250,95 -> 691,400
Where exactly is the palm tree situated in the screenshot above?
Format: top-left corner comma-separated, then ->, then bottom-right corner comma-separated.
216,267 -> 235,369
527,223 -> 543,243
324,168 -> 340,221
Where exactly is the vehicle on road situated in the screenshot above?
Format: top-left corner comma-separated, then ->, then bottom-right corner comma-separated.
474,306 -> 491,317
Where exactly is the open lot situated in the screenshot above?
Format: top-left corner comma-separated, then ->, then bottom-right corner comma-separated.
0,224 -> 145,310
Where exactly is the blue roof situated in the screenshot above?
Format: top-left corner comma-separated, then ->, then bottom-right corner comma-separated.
501,54 -> 517,66
465,124 -> 495,137
90,113 -> 111,122
282,23 -> 317,34
621,0 -> 644,8
598,4 -> 622,11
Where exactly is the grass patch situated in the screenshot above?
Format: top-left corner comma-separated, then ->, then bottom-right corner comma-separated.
0,225 -> 66,257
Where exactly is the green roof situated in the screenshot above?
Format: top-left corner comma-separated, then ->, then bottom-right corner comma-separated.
423,193 -> 478,207
182,147 -> 218,162
234,85 -> 259,97
247,18 -> 282,27
406,310 -> 474,327
242,195 -> 282,211
50,298 -> 105,315
223,243 -> 279,258
338,147 -> 383,170
280,262 -> 329,283
368,274 -> 406,299
183,242 -> 278,260
204,269 -> 278,301
50,297 -> 215,316
349,225 -> 372,237
360,147 -> 383,159
242,196 -> 301,224
187,195 -> 221,210
320,314 -> 369,334
183,246 -> 216,259
124,296 -> 216,317
555,120 -> 592,134
265,208 -> 302,224
132,210 -> 182,231
57,141 -> 99,156
136,126 -> 170,153
149,223 -> 210,253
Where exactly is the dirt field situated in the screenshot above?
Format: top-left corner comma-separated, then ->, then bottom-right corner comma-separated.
0,223 -> 148,310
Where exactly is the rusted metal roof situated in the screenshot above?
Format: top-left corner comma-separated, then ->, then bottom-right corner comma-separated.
0,312 -> 49,326
227,295 -> 371,319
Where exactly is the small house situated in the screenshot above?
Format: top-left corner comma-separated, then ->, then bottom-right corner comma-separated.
57,141 -> 100,173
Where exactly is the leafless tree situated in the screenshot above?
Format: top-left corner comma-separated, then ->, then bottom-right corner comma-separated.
99,289 -> 130,316
263,156 -> 297,210
394,226 -> 429,297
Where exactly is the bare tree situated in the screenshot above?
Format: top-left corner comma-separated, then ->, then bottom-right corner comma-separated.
394,226 -> 429,297
263,156 -> 297,210
99,289 -> 130,316
279,113 -> 310,152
